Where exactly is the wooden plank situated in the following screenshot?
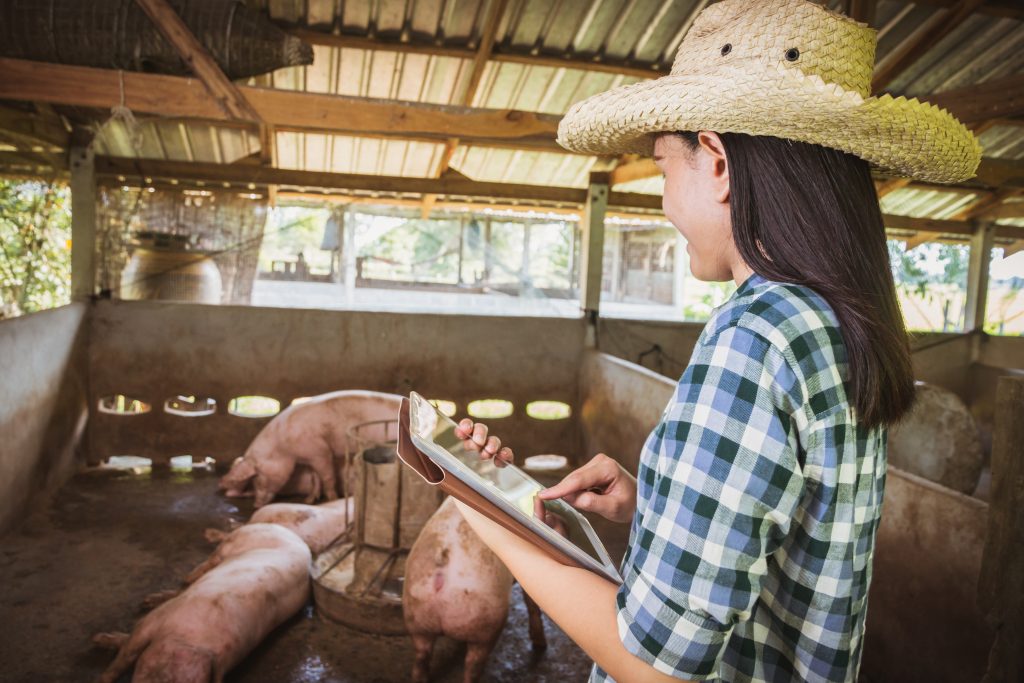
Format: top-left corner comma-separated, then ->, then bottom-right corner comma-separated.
872,0 -> 987,93
927,74 -> 1024,125
610,158 -> 659,187
876,177 -> 911,198
133,0 -> 261,122
0,58 -> 563,150
882,213 -> 973,236
291,29 -> 668,81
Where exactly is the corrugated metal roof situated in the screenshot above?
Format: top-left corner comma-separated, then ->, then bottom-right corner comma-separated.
93,0 -> 1022,213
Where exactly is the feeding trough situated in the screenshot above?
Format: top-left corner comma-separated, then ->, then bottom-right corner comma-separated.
312,418 -> 443,634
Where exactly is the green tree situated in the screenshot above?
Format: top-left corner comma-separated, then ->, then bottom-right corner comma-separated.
0,179 -> 72,318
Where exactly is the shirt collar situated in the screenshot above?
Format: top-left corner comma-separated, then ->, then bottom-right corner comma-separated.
733,271 -> 767,299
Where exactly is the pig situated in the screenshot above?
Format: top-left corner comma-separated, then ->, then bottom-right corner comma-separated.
93,524 -> 311,683
217,389 -> 403,508
219,460 -> 321,503
403,498 -> 547,683
204,498 -> 355,556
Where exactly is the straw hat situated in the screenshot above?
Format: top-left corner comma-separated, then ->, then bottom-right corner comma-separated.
556,0 -> 982,184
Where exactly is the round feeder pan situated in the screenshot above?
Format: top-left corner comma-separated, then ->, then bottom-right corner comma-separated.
312,542 -> 407,635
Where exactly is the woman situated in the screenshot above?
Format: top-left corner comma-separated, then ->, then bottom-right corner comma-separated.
453,1 -> 981,682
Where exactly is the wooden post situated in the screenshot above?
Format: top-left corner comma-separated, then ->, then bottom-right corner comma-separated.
520,219 -> 532,293
978,377 -> 1024,683
457,215 -> 465,285
964,221 -> 995,331
70,145 -> 96,301
580,172 -> 609,319
343,206 -> 356,305
483,218 -> 493,284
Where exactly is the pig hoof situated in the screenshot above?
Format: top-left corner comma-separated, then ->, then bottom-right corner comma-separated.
92,631 -> 129,650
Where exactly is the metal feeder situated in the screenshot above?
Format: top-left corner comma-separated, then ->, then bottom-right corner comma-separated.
312,418 -> 443,634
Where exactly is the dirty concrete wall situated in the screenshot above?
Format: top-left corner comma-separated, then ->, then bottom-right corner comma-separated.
861,466 -> 992,683
597,318 -> 702,381
87,300 -> 585,467
0,304 -> 89,534
578,351 -> 675,474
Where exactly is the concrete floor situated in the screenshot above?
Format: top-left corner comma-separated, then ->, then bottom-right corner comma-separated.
0,466 -> 602,683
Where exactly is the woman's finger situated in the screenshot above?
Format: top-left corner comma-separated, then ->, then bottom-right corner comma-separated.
537,466 -> 607,501
481,435 -> 501,457
454,418 -> 474,439
471,423 -> 488,448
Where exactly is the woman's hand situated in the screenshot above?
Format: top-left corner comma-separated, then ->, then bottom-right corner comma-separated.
454,418 -> 514,468
538,454 -> 637,524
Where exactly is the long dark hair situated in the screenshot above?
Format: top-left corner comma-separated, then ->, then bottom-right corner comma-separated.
675,131 -> 915,429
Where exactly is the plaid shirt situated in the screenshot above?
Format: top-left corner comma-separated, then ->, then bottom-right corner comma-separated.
591,273 -> 887,683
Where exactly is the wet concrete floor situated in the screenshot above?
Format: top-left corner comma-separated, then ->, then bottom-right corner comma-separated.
0,467 -> 613,683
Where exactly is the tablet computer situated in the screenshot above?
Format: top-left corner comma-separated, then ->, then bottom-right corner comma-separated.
405,391 -> 621,584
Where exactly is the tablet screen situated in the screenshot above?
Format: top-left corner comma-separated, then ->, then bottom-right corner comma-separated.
410,393 -> 614,575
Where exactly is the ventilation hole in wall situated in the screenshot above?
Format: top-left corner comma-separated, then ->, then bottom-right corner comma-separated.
228,395 -> 281,418
525,401 -> 571,420
429,399 -> 458,417
97,395 -> 151,415
467,399 -> 514,419
523,454 -> 570,472
164,395 -> 217,417
291,396 -> 313,406
103,455 -> 152,474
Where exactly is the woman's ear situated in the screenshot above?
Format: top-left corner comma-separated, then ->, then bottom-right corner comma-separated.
697,131 -> 730,204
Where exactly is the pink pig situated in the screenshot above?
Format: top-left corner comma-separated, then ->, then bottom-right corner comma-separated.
403,498 -> 547,683
217,390 -> 402,507
93,524 -> 311,683
204,498 -> 354,556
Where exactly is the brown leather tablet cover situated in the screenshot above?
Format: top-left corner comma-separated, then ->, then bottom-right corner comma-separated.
396,397 -> 586,571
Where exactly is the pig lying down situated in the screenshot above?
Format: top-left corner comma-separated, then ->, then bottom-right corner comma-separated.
218,389 -> 403,507
204,497 -> 355,556
93,524 -> 312,683
404,497 -> 547,683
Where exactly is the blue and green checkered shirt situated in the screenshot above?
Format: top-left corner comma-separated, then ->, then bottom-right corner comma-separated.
592,273 -> 887,682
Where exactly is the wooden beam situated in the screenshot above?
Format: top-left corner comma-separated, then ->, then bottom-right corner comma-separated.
909,0 -> 1024,20
950,189 -> 1024,221
872,0 -> 986,93
133,0 -> 261,122
70,146 -> 97,301
0,58 -> 564,152
882,213 -> 974,236
290,29 -> 668,81
0,104 -> 69,150
581,172 -> 609,318
610,158 -> 659,187
876,177 -> 912,198
981,201 -> 1024,221
927,74 -> 1024,125
846,0 -> 877,26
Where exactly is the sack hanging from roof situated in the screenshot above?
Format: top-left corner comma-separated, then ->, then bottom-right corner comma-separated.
0,0 -> 313,80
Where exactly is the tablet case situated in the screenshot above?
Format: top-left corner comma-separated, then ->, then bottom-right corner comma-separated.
396,397 -> 594,574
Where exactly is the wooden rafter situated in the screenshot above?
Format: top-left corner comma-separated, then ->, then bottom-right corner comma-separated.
133,0 -> 260,122
426,0 -> 509,216
872,0 -> 987,93
132,0 -> 275,202
876,177 -> 912,198
0,58 -> 562,151
927,74 -> 1024,126
845,0 -> 877,26
950,189 -> 1024,221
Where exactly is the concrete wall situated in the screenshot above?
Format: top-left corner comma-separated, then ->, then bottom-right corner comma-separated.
862,467 -> 993,683
87,300 -> 587,467
578,350 -> 675,475
597,318 -> 703,381
0,304 -> 89,534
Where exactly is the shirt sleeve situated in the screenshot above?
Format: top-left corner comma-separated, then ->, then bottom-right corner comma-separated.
616,323 -> 807,679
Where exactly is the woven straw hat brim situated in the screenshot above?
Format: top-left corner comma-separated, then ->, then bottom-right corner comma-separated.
556,60 -> 982,184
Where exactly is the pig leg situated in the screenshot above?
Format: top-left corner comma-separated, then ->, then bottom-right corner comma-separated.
95,630 -> 150,683
302,470 -> 322,505
308,458 -> 338,502
463,639 -> 497,683
252,474 -> 277,508
140,589 -> 181,610
522,590 -> 547,651
184,551 -> 223,583
411,633 -> 435,683
204,528 -> 228,544
91,631 -> 129,650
